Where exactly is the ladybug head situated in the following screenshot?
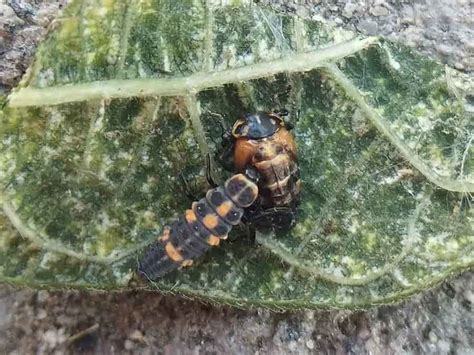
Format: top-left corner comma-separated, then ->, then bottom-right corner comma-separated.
231,111 -> 285,140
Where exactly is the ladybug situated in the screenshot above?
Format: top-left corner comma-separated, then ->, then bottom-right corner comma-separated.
230,111 -> 301,230
138,111 -> 300,281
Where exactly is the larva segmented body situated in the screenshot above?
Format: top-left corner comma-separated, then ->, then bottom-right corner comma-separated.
138,173 -> 258,281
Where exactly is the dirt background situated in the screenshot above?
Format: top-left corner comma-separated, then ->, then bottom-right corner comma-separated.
1,0 -> 473,354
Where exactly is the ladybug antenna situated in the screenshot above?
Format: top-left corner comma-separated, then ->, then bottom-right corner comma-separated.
274,108 -> 289,117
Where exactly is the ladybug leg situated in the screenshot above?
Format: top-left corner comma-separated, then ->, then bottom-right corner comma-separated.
227,222 -> 256,245
179,152 -> 223,202
247,206 -> 297,231
274,108 -> 289,117
273,108 -> 297,130
179,173 -> 200,202
216,138 -> 235,172
206,112 -> 234,172
205,154 -> 219,188
243,224 -> 256,246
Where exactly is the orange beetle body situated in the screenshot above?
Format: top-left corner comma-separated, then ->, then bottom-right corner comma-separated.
231,112 -> 301,228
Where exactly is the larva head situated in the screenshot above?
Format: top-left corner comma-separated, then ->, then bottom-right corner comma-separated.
224,174 -> 259,208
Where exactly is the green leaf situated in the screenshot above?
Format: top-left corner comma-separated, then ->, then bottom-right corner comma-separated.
1,0 -> 472,310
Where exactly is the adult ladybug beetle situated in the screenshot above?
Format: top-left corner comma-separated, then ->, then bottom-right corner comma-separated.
138,111 -> 300,281
230,111 -> 301,230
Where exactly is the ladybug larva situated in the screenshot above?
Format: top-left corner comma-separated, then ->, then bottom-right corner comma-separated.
138,111 -> 300,281
139,170 -> 259,280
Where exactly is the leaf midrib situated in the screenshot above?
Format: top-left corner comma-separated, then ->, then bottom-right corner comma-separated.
7,37 -> 378,108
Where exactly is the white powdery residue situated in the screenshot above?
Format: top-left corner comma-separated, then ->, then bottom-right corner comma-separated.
380,168 -> 414,185
417,117 -> 434,135
118,151 -> 133,163
301,134 -> 315,148
384,46 -> 401,71
407,140 -> 418,150
95,103 -> 106,131
142,210 -> 155,222
140,183 -> 151,194
331,27 -> 356,44
47,108 -> 64,128
425,231 -> 449,247
392,268 -> 413,287
347,216 -> 360,234
72,199 -> 87,214
220,44 -> 237,69
239,52 -> 255,65
39,251 -> 63,270
82,240 -> 93,256
140,150 -> 150,165
341,255 -> 353,266
257,38 -> 270,58
445,239 -> 460,252
0,159 -> 16,181
98,211 -> 114,231
15,172 -> 27,185
431,161 -> 450,179
40,145 -> 58,161
141,176 -> 158,193
36,69 -> 55,88
107,32 -> 121,61
62,134 -> 74,145
341,256 -> 365,277
335,286 -> 353,304
425,231 -> 460,254
160,36 -> 170,73
231,276 -> 244,293
185,134 -> 198,147
326,157 -> 339,169
161,157 -> 172,169
2,135 -> 12,146
97,5 -> 108,17
132,48 -> 146,78
96,155 -> 113,180
84,51 -> 95,67
211,0 -> 252,6
326,263 -> 345,278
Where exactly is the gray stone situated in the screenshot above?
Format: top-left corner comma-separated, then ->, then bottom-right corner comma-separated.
357,19 -> 379,35
342,2 -> 357,18
369,5 -> 389,17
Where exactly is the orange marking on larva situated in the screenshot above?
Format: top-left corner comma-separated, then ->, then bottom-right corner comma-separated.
202,214 -> 219,229
233,174 -> 247,184
216,200 -> 233,217
181,259 -> 193,267
185,209 -> 197,223
207,235 -> 221,246
165,242 -> 183,262
158,228 -> 170,242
